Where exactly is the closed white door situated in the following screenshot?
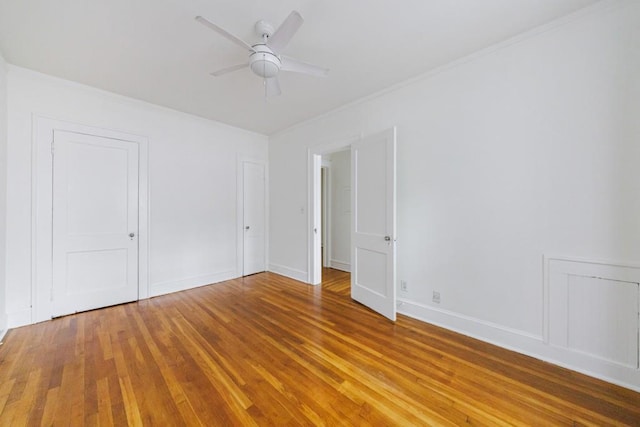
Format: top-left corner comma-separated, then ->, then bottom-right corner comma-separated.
52,131 -> 139,317
243,162 -> 266,275
351,128 -> 397,321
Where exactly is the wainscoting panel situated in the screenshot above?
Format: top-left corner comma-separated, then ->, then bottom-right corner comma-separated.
546,258 -> 640,371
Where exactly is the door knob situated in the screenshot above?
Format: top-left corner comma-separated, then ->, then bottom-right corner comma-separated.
245,226 -> 250,230
129,232 -> 135,240
384,236 -> 391,241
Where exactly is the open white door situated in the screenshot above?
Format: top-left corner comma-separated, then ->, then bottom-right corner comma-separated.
351,128 -> 397,321
52,131 -> 139,317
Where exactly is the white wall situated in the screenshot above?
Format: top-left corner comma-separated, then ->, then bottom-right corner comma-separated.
0,52 -> 8,338
6,66 -> 268,327
269,1 -> 640,389
329,150 -> 351,271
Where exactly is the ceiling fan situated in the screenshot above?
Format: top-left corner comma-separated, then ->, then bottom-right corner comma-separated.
195,11 -> 329,97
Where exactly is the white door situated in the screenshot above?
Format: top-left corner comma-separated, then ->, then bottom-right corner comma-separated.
243,162 -> 266,275
351,128 -> 397,321
52,131 -> 139,317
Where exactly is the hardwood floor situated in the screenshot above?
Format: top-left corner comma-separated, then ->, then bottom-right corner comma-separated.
1,268 -> 639,426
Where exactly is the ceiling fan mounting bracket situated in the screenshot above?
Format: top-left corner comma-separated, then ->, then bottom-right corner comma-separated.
254,20 -> 274,39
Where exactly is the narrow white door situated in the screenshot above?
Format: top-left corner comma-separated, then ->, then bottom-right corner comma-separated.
52,131 -> 139,317
351,128 -> 397,321
243,162 -> 266,275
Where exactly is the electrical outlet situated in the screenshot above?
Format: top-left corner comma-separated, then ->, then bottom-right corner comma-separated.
400,280 -> 407,292
432,291 -> 441,304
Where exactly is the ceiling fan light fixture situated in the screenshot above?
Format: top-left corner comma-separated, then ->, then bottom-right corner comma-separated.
249,45 -> 281,78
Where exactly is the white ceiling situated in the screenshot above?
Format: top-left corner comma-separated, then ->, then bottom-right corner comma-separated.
0,0 -> 599,135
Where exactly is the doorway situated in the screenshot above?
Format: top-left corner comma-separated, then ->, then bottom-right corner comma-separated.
33,117 -> 149,323
308,128 -> 397,320
321,150 -> 352,276
309,139 -> 354,285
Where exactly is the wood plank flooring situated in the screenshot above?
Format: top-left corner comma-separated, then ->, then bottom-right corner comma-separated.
1,268 -> 639,425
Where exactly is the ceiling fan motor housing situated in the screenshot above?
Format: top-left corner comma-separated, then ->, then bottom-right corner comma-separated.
249,44 -> 281,78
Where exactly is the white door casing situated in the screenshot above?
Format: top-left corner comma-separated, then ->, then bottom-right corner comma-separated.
52,131 -> 139,317
33,117 -> 149,324
351,128 -> 397,321
321,166 -> 330,268
243,161 -> 266,275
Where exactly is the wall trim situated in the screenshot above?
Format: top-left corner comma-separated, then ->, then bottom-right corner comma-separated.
150,270 -> 238,297
322,164 -> 331,268
398,298 -> 543,344
31,116 -> 150,324
330,260 -> 351,273
268,263 -> 308,283
398,297 -> 640,393
543,254 -> 640,344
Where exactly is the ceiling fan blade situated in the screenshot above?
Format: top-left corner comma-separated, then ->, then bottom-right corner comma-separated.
195,16 -> 254,52
281,56 -> 329,78
268,11 -> 304,53
265,77 -> 281,98
210,63 -> 248,77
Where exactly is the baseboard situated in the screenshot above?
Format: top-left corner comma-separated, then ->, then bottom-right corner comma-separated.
330,260 -> 351,272
268,263 -> 308,283
150,270 -> 238,297
7,309 -> 32,329
398,298 -> 640,392
0,328 -> 7,343
398,298 -> 543,349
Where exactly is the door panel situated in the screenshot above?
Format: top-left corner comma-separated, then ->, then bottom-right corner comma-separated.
243,162 -> 266,275
567,276 -> 638,368
351,128 -> 397,321
52,131 -> 139,317
355,247 -> 387,295
354,139 -> 387,235
66,249 -> 129,294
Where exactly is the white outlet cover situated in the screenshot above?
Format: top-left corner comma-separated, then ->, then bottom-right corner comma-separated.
432,291 -> 441,303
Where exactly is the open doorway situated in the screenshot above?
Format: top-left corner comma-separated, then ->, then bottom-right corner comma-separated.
321,150 -> 351,276
315,149 -> 352,284
309,128 -> 397,320
308,138 -> 356,285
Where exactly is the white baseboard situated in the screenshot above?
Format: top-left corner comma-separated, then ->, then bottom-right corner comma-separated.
398,298 -> 640,392
0,328 -> 7,343
330,260 -> 351,272
7,309 -> 32,328
398,298 -> 543,351
150,270 -> 238,297
268,263 -> 308,283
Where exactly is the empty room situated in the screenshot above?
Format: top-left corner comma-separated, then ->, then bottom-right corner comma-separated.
0,0 -> 639,425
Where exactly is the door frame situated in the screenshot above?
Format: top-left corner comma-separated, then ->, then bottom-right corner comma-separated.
32,116 -> 149,323
307,136 -> 359,285
321,162 -> 331,268
236,157 -> 268,277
